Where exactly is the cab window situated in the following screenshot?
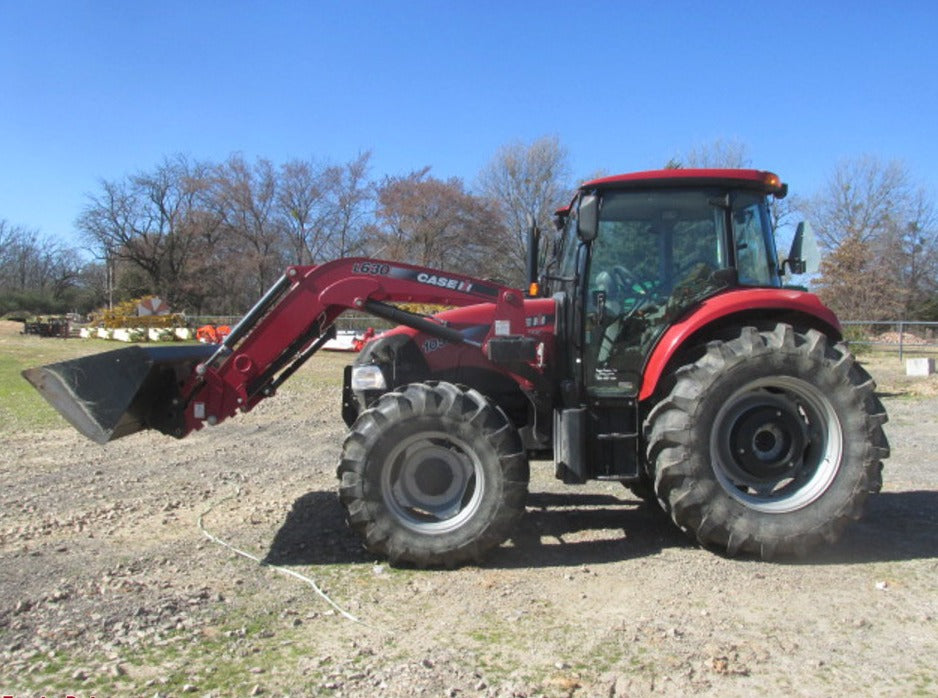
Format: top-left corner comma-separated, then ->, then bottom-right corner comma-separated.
733,193 -> 779,286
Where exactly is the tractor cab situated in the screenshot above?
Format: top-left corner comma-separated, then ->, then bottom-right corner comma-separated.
551,169 -> 788,400
548,169 -> 795,483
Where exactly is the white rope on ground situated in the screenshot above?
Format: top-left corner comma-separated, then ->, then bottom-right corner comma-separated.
197,486 -> 361,624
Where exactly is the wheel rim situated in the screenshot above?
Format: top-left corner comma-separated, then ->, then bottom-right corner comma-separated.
709,376 -> 843,513
381,430 -> 485,533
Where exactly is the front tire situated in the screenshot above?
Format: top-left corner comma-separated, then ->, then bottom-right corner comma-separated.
337,382 -> 529,567
646,324 -> 889,558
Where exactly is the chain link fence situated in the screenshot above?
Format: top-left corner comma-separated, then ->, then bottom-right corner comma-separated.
841,321 -> 938,359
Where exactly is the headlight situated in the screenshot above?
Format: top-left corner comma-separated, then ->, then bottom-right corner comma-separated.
350,364 -> 387,391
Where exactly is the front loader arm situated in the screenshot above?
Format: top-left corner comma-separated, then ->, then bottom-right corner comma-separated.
178,258 -> 530,438
23,257 -> 539,444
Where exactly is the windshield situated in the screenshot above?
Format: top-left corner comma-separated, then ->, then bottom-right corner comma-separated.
578,186 -> 779,397
590,188 -> 729,296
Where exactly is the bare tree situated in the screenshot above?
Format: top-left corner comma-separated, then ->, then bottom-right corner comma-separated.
75,152 -> 374,314
277,158 -> 335,265
673,138 -> 752,169
372,169 -> 505,277
0,219 -> 86,312
804,156 -> 921,251
477,136 -> 571,284
328,151 -> 373,259
77,155 -> 213,308
876,191 -> 938,318
275,151 -> 374,265
0,220 -> 16,278
211,155 -> 284,297
0,220 -> 35,291
805,156 -> 937,320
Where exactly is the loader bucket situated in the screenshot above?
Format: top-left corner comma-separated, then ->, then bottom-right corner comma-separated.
22,344 -> 217,444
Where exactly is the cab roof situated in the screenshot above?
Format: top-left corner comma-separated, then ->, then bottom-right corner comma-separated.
581,168 -> 786,197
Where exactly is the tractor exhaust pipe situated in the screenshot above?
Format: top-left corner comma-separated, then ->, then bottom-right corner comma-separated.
22,344 -> 216,444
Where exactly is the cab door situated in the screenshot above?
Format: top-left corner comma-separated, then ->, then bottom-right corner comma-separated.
579,189 -> 731,480
582,188 -> 730,397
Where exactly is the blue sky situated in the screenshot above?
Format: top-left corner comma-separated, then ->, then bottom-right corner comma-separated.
1,1 -> 936,247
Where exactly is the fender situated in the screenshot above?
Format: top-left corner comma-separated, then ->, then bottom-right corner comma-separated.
639,289 -> 841,401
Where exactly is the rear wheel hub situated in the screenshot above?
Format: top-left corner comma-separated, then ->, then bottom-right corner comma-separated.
720,393 -> 808,484
710,376 -> 843,513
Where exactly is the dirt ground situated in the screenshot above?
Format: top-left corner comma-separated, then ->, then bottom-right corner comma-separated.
1,324 -> 937,697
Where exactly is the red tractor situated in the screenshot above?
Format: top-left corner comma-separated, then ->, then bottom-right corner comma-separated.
24,169 -> 889,567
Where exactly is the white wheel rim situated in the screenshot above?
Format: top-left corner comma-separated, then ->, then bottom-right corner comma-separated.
380,430 -> 485,533
709,376 -> 843,513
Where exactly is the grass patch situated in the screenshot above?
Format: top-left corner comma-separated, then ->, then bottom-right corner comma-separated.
0,320 -> 353,436
11,615 -> 309,696
858,353 -> 938,398
0,323 -> 117,433
10,594 -> 378,696
281,350 -> 353,392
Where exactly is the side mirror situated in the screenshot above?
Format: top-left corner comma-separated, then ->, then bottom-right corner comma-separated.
783,221 -> 820,276
577,194 -> 599,242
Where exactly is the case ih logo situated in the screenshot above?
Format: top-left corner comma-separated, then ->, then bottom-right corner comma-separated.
416,273 -> 474,293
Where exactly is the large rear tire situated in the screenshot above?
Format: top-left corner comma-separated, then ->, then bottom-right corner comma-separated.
337,382 -> 529,567
645,324 -> 889,558
622,472 -> 657,502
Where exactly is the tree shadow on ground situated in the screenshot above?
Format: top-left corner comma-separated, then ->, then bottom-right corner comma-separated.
262,489 -> 938,569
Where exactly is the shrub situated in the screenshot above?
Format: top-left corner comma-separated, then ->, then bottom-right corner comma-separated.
841,324 -> 872,355
92,296 -> 183,329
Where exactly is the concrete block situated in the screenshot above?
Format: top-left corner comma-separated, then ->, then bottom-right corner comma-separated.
906,357 -> 935,376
